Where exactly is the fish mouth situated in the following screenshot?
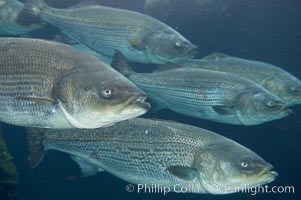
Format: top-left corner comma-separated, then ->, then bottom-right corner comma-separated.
184,44 -> 198,58
256,165 -> 278,185
279,105 -> 293,116
129,96 -> 151,110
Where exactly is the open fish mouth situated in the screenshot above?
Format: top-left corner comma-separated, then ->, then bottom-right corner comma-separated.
130,96 -> 151,110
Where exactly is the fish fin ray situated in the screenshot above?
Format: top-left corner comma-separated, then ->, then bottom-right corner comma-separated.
111,50 -> 134,77
212,105 -> 236,115
71,156 -> 102,177
26,128 -> 46,169
166,165 -> 198,181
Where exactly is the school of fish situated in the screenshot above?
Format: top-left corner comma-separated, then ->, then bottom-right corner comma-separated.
1,0 -> 300,196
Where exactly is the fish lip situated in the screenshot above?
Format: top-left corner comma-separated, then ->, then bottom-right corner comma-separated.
130,96 -> 151,110
280,105 -> 293,115
258,165 -> 278,181
185,44 -> 198,57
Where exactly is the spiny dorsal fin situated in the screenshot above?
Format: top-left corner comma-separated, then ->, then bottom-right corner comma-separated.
26,128 -> 46,169
203,52 -> 229,60
111,50 -> 134,77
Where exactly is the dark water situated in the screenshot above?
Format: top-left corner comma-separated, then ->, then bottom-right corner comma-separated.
2,0 -> 301,199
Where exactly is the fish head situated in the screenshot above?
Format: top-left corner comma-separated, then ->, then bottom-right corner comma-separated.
234,87 -> 291,125
262,76 -> 301,106
194,141 -> 278,194
53,63 -> 150,128
142,30 -> 196,63
279,80 -> 301,106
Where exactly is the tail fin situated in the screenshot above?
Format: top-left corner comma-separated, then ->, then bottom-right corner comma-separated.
26,128 -> 46,169
16,0 -> 47,26
111,50 -> 134,78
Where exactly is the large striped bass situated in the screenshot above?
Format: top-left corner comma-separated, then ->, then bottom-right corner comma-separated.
27,118 -> 277,194
18,0 -> 196,64
112,51 -> 291,126
0,38 -> 149,129
158,53 -> 301,106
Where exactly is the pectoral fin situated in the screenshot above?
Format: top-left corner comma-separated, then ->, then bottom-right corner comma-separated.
213,105 -> 236,116
71,156 -> 104,177
166,165 -> 198,181
16,96 -> 56,105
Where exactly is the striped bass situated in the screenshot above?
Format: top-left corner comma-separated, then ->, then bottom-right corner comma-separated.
27,118 -> 278,194
158,53 -> 301,106
112,51 -> 291,126
0,38 -> 149,128
19,0 -> 196,64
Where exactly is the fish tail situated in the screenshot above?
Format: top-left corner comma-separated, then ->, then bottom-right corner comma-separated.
16,0 -> 48,26
26,128 -> 46,170
111,50 -> 135,78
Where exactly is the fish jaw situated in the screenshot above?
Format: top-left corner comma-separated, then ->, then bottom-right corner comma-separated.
200,167 -> 278,194
59,95 -> 150,129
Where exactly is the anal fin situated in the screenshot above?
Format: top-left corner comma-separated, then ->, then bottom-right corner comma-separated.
71,156 -> 104,177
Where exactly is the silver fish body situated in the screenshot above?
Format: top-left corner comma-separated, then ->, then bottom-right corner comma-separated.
0,0 -> 42,35
0,38 -> 149,128
170,54 -> 301,106
27,118 -> 278,194
112,51 -> 290,125
21,0 -> 196,64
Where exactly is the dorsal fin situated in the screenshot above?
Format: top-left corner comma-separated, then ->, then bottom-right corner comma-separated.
111,50 -> 134,77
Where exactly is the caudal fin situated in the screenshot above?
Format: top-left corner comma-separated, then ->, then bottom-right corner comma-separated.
26,128 -> 46,169
111,50 -> 135,78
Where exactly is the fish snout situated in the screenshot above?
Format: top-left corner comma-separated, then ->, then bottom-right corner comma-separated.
186,44 -> 198,57
280,104 -> 293,115
258,164 -> 278,181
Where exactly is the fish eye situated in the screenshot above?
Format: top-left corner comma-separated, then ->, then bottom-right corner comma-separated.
290,85 -> 297,92
240,161 -> 248,168
267,101 -> 275,108
175,41 -> 182,47
101,88 -> 113,98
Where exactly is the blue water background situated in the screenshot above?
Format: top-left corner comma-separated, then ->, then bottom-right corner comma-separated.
3,0 -> 301,199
